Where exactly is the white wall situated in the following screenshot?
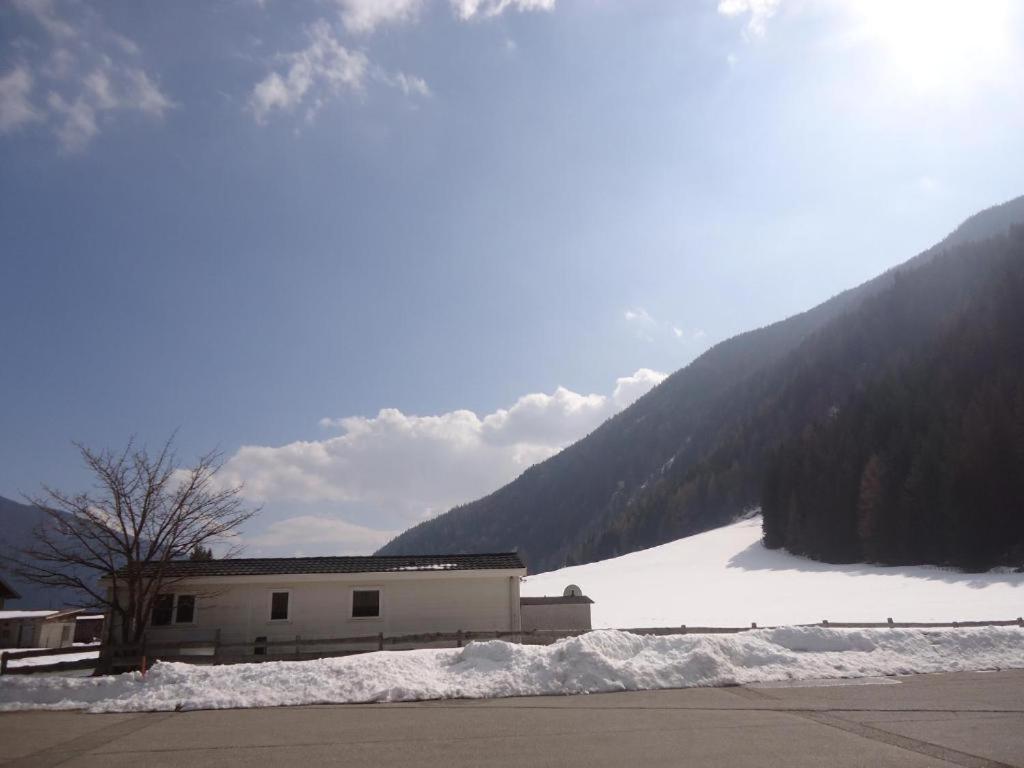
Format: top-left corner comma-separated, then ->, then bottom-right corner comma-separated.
521,602 -> 592,632
118,572 -> 522,653
38,619 -> 75,649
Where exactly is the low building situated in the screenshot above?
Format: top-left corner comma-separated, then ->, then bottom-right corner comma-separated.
103,553 -> 526,657
520,585 -> 594,632
0,609 -> 83,649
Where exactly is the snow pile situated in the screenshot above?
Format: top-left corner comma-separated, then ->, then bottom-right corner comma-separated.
6,649 -> 100,669
524,516 -> 1024,627
2,625 -> 1021,713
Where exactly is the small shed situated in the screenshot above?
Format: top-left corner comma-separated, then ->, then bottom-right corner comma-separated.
520,585 -> 594,632
0,609 -> 83,649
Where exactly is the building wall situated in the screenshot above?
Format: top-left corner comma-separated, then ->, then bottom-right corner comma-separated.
113,572 -> 522,654
0,618 -> 42,649
38,619 -> 76,649
520,602 -> 592,632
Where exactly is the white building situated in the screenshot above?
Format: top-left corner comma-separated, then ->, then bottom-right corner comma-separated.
104,553 -> 526,658
0,609 -> 83,649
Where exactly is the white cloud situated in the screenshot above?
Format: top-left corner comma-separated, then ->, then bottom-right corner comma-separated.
244,515 -> 398,555
219,369 -> 667,533
249,19 -> 428,124
392,72 -> 431,98
250,20 -> 368,122
717,0 -> 780,38
13,0 -> 77,41
336,0 -> 424,33
4,2 -> 174,151
451,0 -> 556,21
46,92 -> 98,152
611,368 -> 668,409
0,66 -> 43,134
624,307 -> 655,324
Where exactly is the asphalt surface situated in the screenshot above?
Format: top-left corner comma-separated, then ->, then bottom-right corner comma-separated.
1,669 -> 1022,767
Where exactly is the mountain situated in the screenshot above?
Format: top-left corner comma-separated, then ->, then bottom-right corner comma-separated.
378,195 -> 1024,572
0,495 -> 84,609
761,227 -> 1024,569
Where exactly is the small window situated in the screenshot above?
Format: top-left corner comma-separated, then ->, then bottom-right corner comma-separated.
270,591 -> 290,621
175,595 -> 196,624
254,635 -> 267,656
152,594 -> 174,626
151,594 -> 195,626
352,589 -> 380,618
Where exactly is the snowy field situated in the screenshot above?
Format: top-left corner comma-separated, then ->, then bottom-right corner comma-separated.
1,625 -> 1022,713
523,516 -> 1024,627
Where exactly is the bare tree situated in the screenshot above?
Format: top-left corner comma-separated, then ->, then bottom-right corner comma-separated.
4,437 -> 256,647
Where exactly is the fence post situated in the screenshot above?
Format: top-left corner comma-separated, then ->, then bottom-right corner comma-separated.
140,635 -> 148,676
213,629 -> 222,665
378,632 -> 384,651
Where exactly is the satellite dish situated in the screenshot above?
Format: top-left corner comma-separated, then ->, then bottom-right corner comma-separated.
563,584 -> 583,598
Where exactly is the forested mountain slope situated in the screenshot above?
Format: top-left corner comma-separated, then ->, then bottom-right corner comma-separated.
379,196 -> 1024,571
762,226 -> 1024,569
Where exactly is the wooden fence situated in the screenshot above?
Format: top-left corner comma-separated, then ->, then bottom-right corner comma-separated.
3,618 -> 1022,676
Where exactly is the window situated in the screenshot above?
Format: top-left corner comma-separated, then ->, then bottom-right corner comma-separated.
175,595 -> 196,624
270,591 -> 290,621
151,594 -> 196,626
352,589 -> 380,618
152,594 -> 174,626
253,636 -> 267,656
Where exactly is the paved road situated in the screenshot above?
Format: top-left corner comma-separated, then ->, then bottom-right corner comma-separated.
2,669 -> 1023,767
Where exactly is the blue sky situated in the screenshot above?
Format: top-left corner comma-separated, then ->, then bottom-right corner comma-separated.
2,0 -> 1023,555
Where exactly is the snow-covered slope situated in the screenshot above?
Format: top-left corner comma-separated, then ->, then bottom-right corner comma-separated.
522,517 -> 1024,628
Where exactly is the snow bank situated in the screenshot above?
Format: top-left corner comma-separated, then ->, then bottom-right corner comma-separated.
7,649 -> 100,669
524,516 -> 1024,627
1,626 -> 1021,713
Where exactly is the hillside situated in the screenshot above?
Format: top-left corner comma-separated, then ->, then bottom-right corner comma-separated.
762,227 -> 1024,569
523,516 -> 1024,627
0,495 -> 84,609
379,195 -> 1024,571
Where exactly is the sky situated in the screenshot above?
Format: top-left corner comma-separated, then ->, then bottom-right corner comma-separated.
2,0 -> 1023,556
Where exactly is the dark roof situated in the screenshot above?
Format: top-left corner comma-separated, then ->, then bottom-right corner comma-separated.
114,552 -> 526,579
520,595 -> 594,605
0,577 -> 21,600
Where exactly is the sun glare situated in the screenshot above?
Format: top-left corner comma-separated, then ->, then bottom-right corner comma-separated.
849,0 -> 1014,94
